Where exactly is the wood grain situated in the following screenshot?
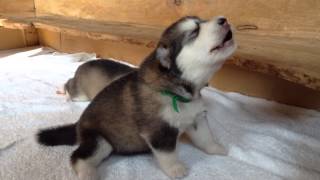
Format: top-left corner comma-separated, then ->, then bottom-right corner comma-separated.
0,17 -> 38,50
211,64 -> 320,110
0,0 -> 35,17
34,0 -> 320,39
0,18 -> 32,29
0,27 -> 38,50
231,33 -> 320,90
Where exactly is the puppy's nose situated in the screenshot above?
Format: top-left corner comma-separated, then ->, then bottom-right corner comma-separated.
217,17 -> 227,25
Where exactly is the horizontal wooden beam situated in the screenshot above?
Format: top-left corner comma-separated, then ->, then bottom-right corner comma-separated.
0,0 -> 35,18
211,64 -> 320,111
0,17 -> 38,50
230,33 -> 320,90
0,18 -> 32,29
34,0 -> 320,40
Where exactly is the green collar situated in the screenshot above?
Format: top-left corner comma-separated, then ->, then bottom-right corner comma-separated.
160,89 -> 191,113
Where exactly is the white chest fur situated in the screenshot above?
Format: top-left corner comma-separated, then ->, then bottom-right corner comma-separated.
160,98 -> 205,131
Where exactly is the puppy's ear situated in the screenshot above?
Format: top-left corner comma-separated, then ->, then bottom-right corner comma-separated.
156,44 -> 170,69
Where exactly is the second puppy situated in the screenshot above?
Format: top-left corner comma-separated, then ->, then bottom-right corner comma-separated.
63,59 -> 135,101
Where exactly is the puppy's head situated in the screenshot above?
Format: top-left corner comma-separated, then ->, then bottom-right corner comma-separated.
156,16 -> 237,85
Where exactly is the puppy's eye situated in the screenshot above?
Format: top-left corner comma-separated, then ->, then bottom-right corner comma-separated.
188,23 -> 200,41
190,23 -> 200,36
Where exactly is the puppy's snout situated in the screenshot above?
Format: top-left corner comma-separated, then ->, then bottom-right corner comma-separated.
217,17 -> 227,25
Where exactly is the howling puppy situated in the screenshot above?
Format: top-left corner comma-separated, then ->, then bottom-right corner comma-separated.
38,16 -> 237,180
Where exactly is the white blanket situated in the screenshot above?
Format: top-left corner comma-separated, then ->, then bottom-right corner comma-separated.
0,47 -> 319,180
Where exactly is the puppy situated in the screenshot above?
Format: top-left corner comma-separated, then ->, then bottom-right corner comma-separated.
38,16 -> 236,180
62,59 -> 135,101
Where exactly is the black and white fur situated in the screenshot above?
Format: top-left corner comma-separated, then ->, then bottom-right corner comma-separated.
38,16 -> 236,180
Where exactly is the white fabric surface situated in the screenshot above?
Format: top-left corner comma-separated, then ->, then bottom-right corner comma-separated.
0,47 -> 319,180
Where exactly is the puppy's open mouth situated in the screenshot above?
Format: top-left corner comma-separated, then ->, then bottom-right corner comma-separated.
210,30 -> 233,52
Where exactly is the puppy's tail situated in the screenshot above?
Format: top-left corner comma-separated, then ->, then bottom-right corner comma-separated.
37,124 -> 77,146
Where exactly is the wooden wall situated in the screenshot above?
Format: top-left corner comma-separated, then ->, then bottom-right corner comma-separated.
37,28 -> 151,64
0,0 -> 37,49
0,28 -> 27,50
0,0 -> 35,17
0,19 -> 38,50
34,0 -> 320,39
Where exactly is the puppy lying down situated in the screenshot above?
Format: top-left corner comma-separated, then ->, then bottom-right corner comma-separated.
38,16 -> 236,180
60,59 -> 136,101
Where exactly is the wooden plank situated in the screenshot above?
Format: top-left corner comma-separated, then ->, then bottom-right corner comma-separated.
0,17 -> 39,48
0,0 -> 35,17
60,32 -> 152,65
0,27 -> 38,50
34,0 -> 320,39
24,26 -> 39,46
32,16 -> 161,46
211,65 -> 320,110
37,28 -> 61,50
0,18 -> 32,29
230,33 -> 320,90
38,29 -> 152,65
34,0 -> 179,26
0,27 -> 27,50
0,18 -> 38,50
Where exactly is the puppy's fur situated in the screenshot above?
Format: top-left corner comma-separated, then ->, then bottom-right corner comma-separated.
63,59 -> 135,101
38,16 -> 236,179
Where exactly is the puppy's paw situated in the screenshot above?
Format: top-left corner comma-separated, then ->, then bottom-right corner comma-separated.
204,143 -> 228,156
163,162 -> 189,179
74,162 -> 99,180
56,85 -> 66,95
77,170 -> 98,180
195,110 -> 208,121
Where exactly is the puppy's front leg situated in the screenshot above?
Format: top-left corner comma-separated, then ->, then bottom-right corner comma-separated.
152,148 -> 188,179
141,123 -> 188,178
186,111 -> 227,155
